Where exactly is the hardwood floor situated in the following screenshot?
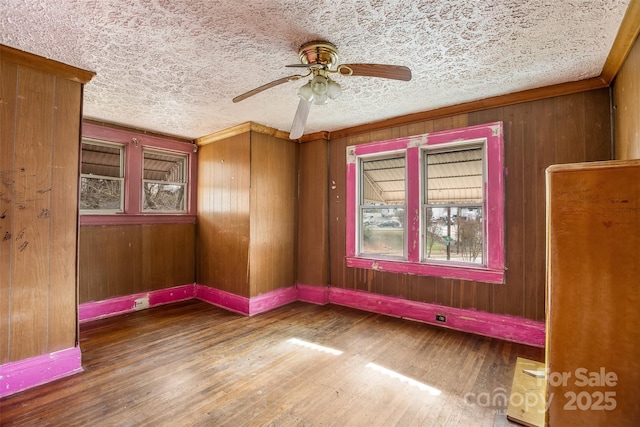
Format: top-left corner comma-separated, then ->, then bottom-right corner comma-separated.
0,300 -> 544,426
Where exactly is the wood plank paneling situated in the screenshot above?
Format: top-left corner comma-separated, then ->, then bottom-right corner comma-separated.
297,138 -> 329,286
613,35 -> 640,160
0,60 -> 18,364
196,134 -> 251,297
10,67 -> 54,361
79,224 -> 195,303
249,132 -> 297,296
49,77 -> 82,352
325,89 -> 611,321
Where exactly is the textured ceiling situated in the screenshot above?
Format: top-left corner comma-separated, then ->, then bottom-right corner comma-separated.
0,0 -> 631,140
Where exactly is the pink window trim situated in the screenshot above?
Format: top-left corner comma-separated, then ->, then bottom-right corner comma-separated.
81,122 -> 197,223
346,122 -> 505,284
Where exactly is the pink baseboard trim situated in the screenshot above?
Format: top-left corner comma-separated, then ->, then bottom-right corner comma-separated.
0,347 -> 83,398
195,285 -> 249,315
296,283 -> 330,305
327,287 -> 545,347
249,286 -> 298,315
79,284 -> 196,323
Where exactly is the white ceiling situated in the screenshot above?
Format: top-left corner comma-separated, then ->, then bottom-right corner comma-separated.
1,0 -> 631,140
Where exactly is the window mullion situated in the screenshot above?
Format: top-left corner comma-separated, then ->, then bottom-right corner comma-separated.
406,147 -> 420,262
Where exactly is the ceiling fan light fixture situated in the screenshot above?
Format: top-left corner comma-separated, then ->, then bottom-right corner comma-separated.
327,78 -> 342,100
297,81 -> 314,102
313,93 -> 329,105
311,75 -> 328,95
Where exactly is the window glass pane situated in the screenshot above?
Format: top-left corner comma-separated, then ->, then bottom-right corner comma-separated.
80,141 -> 123,211
143,151 -> 186,183
426,147 -> 483,204
361,157 -> 405,205
425,206 -> 483,264
361,207 -> 404,257
143,182 -> 186,211
80,177 -> 122,210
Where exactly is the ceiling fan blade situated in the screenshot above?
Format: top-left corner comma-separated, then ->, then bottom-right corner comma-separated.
233,75 -> 303,103
338,64 -> 412,81
285,63 -> 315,68
289,99 -> 312,140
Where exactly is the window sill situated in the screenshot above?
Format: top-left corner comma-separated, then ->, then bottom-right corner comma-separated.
346,256 -> 505,284
80,214 -> 197,226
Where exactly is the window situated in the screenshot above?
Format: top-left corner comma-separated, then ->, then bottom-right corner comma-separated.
80,140 -> 124,212
80,122 -> 197,225
142,149 -> 187,212
346,122 -> 505,284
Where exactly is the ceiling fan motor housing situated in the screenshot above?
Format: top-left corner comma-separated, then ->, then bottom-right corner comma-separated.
298,41 -> 339,68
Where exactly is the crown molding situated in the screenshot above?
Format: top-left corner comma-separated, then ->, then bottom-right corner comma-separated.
1,44 -> 95,84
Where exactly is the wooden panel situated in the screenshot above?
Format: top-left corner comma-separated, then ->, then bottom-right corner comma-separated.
48,77 -> 82,352
78,225 -> 143,303
326,90 -> 611,320
0,59 -> 18,364
613,35 -> 640,160
297,139 -> 329,286
249,132 -> 297,296
9,67 -> 54,361
142,223 -> 195,290
546,160 -> 640,426
196,133 -> 251,297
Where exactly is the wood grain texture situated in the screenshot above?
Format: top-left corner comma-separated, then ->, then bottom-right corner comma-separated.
196,133 -> 251,296
613,35 -> 640,160
0,300 -> 544,426
0,59 -> 18,364
324,90 -> 611,322
249,132 -> 297,296
48,77 -> 82,352
546,160 -> 640,426
10,66 -> 54,361
79,224 -> 195,303
297,138 -> 329,286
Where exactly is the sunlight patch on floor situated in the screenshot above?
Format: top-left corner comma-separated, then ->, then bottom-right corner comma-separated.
286,338 -> 343,355
366,362 -> 441,396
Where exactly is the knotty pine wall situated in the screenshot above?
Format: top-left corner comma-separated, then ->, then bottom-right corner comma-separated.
78,224 -> 195,303
197,131 -> 297,298
297,89 -> 611,323
1,47 -> 91,364
613,35 -> 640,160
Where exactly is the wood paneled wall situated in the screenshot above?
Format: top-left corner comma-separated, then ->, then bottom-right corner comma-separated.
1,52 -> 87,363
196,131 -> 297,298
296,139 -> 329,286
321,89 -> 611,322
78,224 -> 195,303
613,35 -> 640,159
249,132 -> 297,296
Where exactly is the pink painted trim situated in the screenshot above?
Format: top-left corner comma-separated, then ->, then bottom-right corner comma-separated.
249,286 -> 298,315
195,285 -> 250,315
81,122 -> 197,220
345,161 -> 357,257
328,287 -> 544,347
79,284 -> 196,323
405,147 -> 420,262
296,283 -> 330,305
80,214 -> 196,226
0,347 -> 83,398
345,121 -> 505,282
346,256 -> 505,284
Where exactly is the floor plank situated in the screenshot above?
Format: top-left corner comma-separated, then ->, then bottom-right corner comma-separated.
0,300 -> 544,426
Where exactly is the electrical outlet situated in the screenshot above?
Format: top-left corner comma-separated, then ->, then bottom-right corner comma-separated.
134,297 -> 149,310
435,314 -> 446,323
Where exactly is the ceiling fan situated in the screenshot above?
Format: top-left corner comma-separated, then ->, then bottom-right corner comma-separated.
232,41 -> 412,139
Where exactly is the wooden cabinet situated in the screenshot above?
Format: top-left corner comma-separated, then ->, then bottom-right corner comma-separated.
545,159 -> 640,425
0,45 -> 93,363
